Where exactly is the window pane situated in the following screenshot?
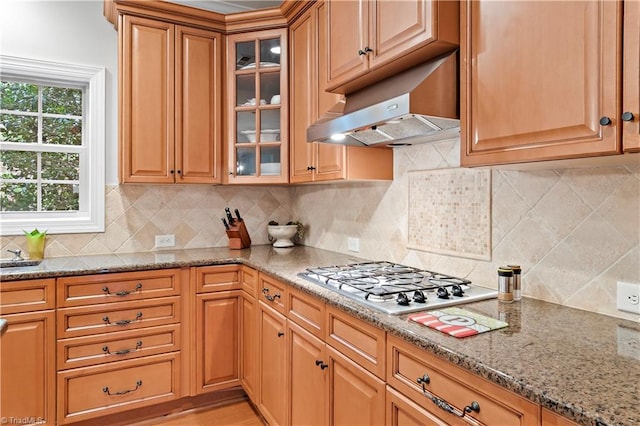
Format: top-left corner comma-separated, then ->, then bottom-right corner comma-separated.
43,117 -> 82,145
0,182 -> 37,211
0,150 -> 37,179
42,183 -> 79,211
236,41 -> 255,70
236,147 -> 256,176
0,114 -> 38,143
42,86 -> 82,116
0,81 -> 38,112
42,152 -> 79,180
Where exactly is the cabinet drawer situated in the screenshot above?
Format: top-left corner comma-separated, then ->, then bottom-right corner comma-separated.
57,297 -> 181,339
387,334 -> 539,426
241,265 -> 258,297
326,305 -> 385,379
195,265 -> 241,293
57,269 -> 181,307
0,279 -> 55,314
57,324 -> 181,370
288,287 -> 325,339
57,352 -> 180,424
258,273 -> 287,314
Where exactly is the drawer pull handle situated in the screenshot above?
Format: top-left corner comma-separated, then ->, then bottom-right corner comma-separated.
102,283 -> 143,296
102,340 -> 143,355
103,312 -> 143,326
103,380 -> 142,396
262,288 -> 281,302
417,375 -> 480,418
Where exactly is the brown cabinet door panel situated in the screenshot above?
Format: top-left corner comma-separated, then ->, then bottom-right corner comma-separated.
461,0 -> 621,165
328,345 -> 385,425
120,15 -> 175,183
288,322 -> 327,426
257,302 -> 287,426
196,291 -> 240,394
326,0 -> 369,88
0,310 -> 56,426
386,386 -> 451,426
240,293 -> 258,401
175,25 -> 222,183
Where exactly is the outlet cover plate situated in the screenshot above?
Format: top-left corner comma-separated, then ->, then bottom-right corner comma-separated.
617,281 -> 640,314
347,237 -> 360,253
155,234 -> 176,248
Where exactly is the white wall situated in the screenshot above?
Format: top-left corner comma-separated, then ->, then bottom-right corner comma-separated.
0,0 -> 119,184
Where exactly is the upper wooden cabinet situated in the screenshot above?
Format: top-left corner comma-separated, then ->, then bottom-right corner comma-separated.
225,29 -> 289,184
325,0 -> 459,94
289,1 -> 393,184
460,0 -> 633,166
623,0 -> 639,152
119,15 -> 222,183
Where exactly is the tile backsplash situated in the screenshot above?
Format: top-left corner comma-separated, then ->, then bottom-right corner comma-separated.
1,138 -> 638,320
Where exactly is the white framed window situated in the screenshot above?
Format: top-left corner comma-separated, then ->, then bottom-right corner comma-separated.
0,55 -> 105,236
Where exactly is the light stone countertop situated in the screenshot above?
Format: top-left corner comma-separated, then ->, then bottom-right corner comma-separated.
1,245 -> 638,426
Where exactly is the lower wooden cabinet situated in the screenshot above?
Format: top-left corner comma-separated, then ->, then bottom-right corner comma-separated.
257,301 -> 288,426
57,352 -> 180,424
195,290 -> 241,394
0,310 -> 56,426
328,344 -> 386,424
288,321 -> 327,426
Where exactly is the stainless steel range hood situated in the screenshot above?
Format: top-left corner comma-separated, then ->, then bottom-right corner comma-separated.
307,50 -> 459,147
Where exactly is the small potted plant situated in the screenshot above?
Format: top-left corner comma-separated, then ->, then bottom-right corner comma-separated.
267,221 -> 304,248
24,228 -> 47,260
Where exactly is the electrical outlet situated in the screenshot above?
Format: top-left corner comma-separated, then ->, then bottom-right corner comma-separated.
347,237 -> 360,253
617,281 -> 640,314
155,234 -> 175,248
617,326 -> 640,360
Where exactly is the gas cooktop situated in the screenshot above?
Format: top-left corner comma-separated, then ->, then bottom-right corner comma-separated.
298,261 -> 498,315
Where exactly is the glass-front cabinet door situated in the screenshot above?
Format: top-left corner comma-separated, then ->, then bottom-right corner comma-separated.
226,29 -> 288,184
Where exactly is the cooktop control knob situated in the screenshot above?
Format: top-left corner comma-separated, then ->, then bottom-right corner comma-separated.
436,287 -> 450,299
413,290 -> 426,303
451,284 -> 464,297
396,292 -> 410,306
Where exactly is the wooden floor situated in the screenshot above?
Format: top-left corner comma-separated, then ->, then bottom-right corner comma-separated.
135,399 -> 265,426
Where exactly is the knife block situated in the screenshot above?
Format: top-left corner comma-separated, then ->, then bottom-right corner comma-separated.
226,220 -> 251,249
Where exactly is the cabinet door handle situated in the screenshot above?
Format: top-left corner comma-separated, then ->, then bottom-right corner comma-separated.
102,340 -> 143,355
170,170 -> 175,174
277,332 -> 285,337
102,283 -> 143,297
103,380 -> 142,396
622,112 -> 635,122
599,116 -> 612,126
307,166 -> 316,171
262,287 -> 281,302
358,47 -> 373,56
315,359 -> 328,369
103,312 -> 143,326
417,373 -> 480,418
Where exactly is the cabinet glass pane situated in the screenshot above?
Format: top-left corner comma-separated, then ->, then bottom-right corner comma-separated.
237,74 -> 256,107
236,41 -> 256,70
260,146 -> 280,175
261,109 -> 280,141
261,72 -> 280,106
236,147 -> 256,176
237,111 -> 257,144
259,38 -> 281,66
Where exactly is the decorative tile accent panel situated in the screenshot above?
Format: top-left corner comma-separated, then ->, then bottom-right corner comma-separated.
408,168 -> 491,260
